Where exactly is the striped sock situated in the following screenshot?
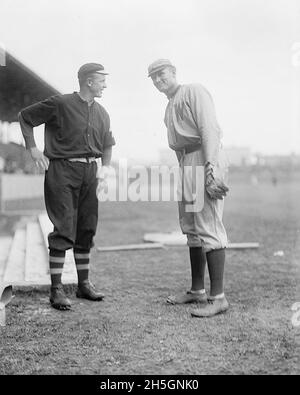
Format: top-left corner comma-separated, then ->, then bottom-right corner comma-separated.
49,249 -> 65,287
74,249 -> 90,284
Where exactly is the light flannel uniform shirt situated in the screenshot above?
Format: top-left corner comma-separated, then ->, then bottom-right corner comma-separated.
164,84 -> 228,251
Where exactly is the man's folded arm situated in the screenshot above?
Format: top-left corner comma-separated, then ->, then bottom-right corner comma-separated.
18,96 -> 58,150
18,112 -> 36,149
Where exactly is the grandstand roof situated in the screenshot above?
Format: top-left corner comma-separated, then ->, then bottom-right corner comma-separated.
0,51 -> 60,122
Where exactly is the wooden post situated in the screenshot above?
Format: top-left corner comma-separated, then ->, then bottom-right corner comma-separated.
0,285 -> 13,326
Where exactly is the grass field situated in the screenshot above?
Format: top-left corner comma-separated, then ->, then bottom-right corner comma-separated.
0,177 -> 299,375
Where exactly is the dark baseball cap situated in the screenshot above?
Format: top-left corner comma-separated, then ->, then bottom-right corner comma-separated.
78,63 -> 109,78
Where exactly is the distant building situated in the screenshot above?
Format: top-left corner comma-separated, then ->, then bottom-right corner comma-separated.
258,154 -> 300,169
224,146 -> 252,167
160,146 -> 255,168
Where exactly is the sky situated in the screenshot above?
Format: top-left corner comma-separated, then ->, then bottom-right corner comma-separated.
0,0 -> 300,162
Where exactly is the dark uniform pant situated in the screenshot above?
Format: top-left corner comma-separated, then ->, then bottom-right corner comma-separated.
44,159 -> 98,252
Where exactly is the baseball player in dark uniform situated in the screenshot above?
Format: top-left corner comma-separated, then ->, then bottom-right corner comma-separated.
148,59 -> 229,318
18,63 -> 115,310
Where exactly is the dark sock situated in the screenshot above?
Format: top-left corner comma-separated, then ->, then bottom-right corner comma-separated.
206,248 -> 225,297
49,249 -> 65,287
189,247 -> 206,291
74,249 -> 90,284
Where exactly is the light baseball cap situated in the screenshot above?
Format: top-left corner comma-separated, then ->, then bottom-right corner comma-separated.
147,59 -> 175,77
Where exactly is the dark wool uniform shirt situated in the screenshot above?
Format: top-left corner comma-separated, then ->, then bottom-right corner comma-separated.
19,92 -> 115,159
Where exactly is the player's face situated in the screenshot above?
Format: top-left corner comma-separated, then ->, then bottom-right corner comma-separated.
88,74 -> 107,98
151,67 -> 177,94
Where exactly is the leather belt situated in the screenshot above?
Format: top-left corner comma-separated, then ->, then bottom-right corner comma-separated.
177,144 -> 201,155
67,157 -> 96,163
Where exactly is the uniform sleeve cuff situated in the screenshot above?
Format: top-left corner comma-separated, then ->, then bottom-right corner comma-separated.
25,139 -> 37,150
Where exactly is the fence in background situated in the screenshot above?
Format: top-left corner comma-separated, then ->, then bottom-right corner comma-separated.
0,173 -> 44,213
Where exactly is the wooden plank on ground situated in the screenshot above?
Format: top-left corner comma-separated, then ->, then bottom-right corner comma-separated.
143,232 -> 259,249
3,228 -> 26,284
37,212 -> 52,251
25,221 -> 49,283
97,243 -> 164,252
62,250 -> 78,284
0,237 -> 13,281
143,232 -> 186,245
228,242 -> 259,249
38,212 -> 77,284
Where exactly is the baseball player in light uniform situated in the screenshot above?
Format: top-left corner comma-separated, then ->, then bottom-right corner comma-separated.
148,59 -> 230,317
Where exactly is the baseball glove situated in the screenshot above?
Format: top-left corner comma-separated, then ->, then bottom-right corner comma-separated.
205,162 -> 229,200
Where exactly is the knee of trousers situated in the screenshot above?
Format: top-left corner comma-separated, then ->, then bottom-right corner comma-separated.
186,233 -> 228,252
186,234 -> 203,248
48,233 -> 75,251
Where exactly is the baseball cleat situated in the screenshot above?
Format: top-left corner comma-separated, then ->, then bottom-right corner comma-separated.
167,290 -> 208,305
190,296 -> 229,318
76,280 -> 105,301
50,284 -> 71,311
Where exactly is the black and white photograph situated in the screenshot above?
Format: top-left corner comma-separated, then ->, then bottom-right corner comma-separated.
0,0 -> 299,377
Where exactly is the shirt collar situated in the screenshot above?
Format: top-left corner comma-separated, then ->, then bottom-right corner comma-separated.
167,84 -> 181,100
74,92 -> 95,106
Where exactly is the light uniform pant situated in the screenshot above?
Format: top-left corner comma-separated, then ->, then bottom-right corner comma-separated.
177,148 -> 229,252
